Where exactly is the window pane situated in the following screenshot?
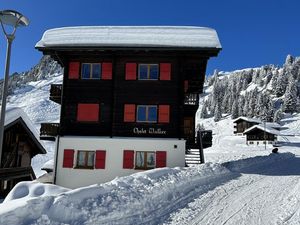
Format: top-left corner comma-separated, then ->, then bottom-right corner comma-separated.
148,106 -> 157,122
139,65 -> 148,80
92,64 -> 101,79
82,64 -> 91,79
87,152 -> 95,166
149,65 -> 158,79
136,152 -> 145,167
137,106 -> 147,122
77,151 -> 85,166
147,152 -> 155,168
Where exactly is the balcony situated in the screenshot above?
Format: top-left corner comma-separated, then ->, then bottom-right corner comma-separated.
185,80 -> 203,93
0,166 -> 36,180
40,123 -> 59,141
184,93 -> 199,105
50,84 -> 62,104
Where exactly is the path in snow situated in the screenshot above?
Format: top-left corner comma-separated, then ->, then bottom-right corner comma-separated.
164,154 -> 300,225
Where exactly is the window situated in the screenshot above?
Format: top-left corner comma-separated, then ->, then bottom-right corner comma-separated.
249,141 -> 254,145
135,151 -> 155,169
76,151 -> 95,169
138,64 -> 159,80
82,63 -> 101,79
137,105 -> 157,123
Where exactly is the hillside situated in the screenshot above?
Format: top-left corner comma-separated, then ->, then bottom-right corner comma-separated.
199,55 -> 300,123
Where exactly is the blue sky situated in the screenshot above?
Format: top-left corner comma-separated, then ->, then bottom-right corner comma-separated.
0,0 -> 300,78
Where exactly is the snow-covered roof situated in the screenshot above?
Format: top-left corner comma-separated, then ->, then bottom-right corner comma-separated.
35,26 -> 222,49
243,125 -> 280,135
41,159 -> 54,171
233,116 -> 261,124
3,107 -> 46,154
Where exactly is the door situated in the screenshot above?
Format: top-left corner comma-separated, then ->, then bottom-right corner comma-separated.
184,117 -> 195,143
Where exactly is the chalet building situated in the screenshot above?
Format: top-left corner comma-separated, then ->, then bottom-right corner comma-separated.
0,107 -> 46,197
233,116 -> 283,135
36,26 -> 222,189
243,125 -> 279,146
233,117 -> 260,135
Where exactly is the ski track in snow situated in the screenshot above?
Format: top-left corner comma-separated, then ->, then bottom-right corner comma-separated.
164,155 -> 300,225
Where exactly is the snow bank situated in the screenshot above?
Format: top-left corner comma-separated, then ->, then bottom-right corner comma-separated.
0,164 -> 230,225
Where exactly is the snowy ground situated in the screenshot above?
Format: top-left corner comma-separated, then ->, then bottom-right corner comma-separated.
1,74 -> 300,224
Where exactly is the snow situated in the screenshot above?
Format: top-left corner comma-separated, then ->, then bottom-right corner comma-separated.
232,116 -> 261,124
243,124 -> 281,135
41,159 -> 54,171
36,26 -> 222,49
4,107 -> 41,144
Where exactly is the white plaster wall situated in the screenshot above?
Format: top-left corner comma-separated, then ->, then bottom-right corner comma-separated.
55,136 -> 185,189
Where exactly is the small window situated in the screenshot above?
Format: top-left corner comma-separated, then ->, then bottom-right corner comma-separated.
137,105 -> 157,123
138,64 -> 158,80
82,63 -> 101,79
135,151 -> 155,169
76,151 -> 95,169
249,141 -> 254,145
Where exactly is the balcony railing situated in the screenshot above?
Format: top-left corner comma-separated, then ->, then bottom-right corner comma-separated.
184,93 -> 199,105
185,80 -> 203,93
0,166 -> 36,180
50,84 -> 62,104
40,123 -> 59,141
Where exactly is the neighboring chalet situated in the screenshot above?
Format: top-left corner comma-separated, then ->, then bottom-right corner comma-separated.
233,116 -> 283,135
243,125 -> 279,146
36,26 -> 222,189
233,117 -> 260,135
0,107 -> 46,197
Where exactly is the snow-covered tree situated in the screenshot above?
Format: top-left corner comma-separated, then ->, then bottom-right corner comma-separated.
231,99 -> 239,119
214,103 -> 222,122
283,76 -> 298,113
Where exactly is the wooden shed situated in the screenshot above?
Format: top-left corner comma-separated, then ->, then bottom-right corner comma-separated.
0,107 -> 46,197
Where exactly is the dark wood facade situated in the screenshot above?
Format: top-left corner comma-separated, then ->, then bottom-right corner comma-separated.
234,118 -> 260,134
0,117 -> 46,197
245,129 -> 277,142
40,48 -> 219,148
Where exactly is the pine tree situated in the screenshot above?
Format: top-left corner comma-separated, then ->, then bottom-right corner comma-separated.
273,108 -> 283,123
231,99 -> 239,119
200,101 -> 208,118
283,76 -> 298,113
214,103 -> 222,122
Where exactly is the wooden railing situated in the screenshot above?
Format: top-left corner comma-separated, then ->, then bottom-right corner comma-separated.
0,166 -> 36,180
184,93 -> 199,105
186,80 -> 203,93
40,123 -> 59,141
50,84 -> 62,104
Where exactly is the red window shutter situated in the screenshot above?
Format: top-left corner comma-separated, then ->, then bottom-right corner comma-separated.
95,150 -> 106,169
125,63 -> 137,80
160,63 -> 171,80
68,62 -> 80,79
63,149 -> 74,168
102,62 -> 113,80
156,151 -> 167,168
123,150 -> 134,169
77,103 -> 99,122
158,105 -> 170,123
124,104 -> 136,122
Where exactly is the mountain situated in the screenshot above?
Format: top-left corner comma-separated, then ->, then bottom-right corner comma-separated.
1,56 -> 63,176
199,55 -> 300,123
